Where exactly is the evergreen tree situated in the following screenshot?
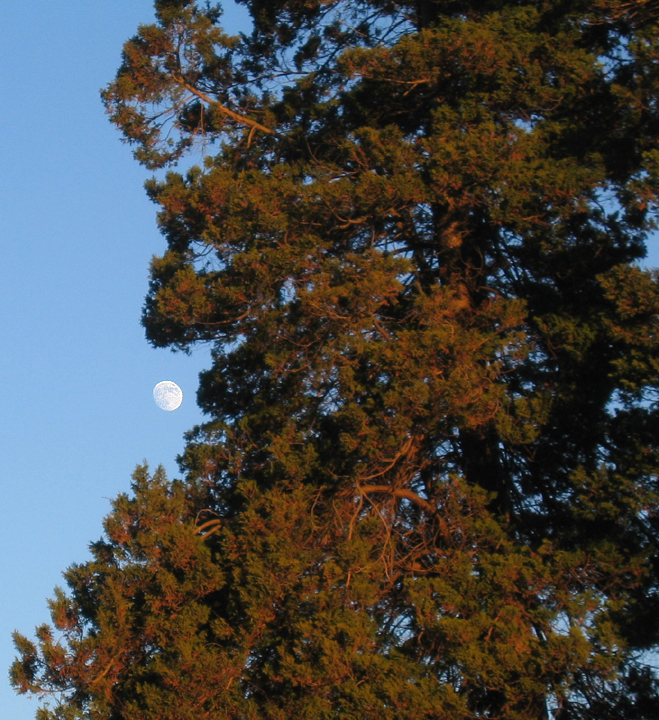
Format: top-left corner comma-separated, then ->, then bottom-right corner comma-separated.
11,1 -> 659,718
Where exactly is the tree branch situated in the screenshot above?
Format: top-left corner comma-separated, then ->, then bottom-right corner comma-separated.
357,485 -> 436,515
172,75 -> 279,137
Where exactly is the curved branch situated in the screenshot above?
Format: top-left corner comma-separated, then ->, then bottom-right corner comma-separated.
195,518 -> 222,535
172,75 -> 280,137
357,485 -> 436,515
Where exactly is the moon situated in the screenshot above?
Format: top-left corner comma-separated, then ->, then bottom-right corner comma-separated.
153,381 -> 183,411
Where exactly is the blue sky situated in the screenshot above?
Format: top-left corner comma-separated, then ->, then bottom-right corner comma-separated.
1,3 -> 658,718
0,2 -> 249,717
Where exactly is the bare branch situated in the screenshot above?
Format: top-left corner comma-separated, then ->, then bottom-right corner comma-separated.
172,74 -> 279,137
357,484 -> 436,515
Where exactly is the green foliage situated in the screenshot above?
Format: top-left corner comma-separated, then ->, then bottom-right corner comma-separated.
12,1 -> 659,718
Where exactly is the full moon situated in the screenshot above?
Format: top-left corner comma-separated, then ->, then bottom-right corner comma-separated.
153,381 -> 183,411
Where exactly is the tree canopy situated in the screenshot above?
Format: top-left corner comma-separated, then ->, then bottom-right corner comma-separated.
11,1 -> 659,718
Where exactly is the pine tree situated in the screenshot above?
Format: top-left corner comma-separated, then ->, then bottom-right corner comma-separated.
11,1 -> 659,718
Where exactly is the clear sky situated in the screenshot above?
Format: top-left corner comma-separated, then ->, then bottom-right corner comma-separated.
0,2 -> 249,717
1,3 -> 658,719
